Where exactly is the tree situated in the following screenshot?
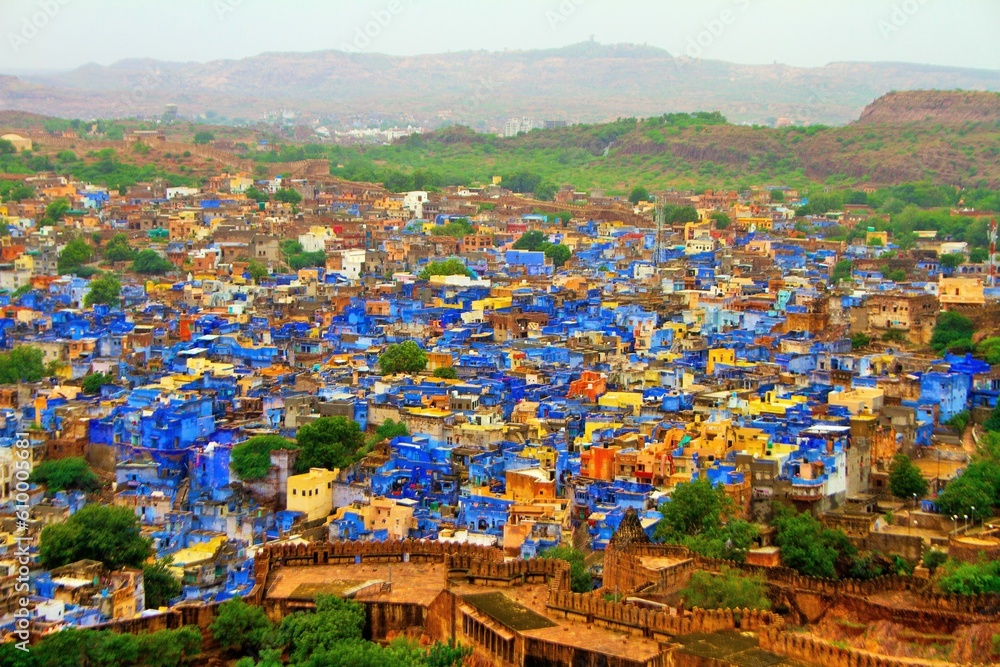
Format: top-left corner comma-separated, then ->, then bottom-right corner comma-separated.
131,249 -> 174,275
629,186 -> 650,204
772,506 -> 855,579
769,190 -> 785,203
887,268 -> 907,282
39,504 -> 152,570
193,131 -> 215,144
211,596 -> 273,656
937,559 -> 1000,595
373,419 -> 409,442
831,259 -> 854,284
939,252 -> 965,270
419,258 -> 474,280
230,435 -> 296,480
58,236 -> 93,274
295,416 -> 367,473
137,626 -> 203,667
433,367 -> 458,379
533,182 -> 557,201
277,594 -> 365,664
668,206 -> 699,223
245,186 -> 270,204
43,198 -> 71,226
104,234 -> 137,262
544,243 -> 572,268
888,454 -> 928,500
655,478 -> 757,562
0,138 -> 15,155
85,273 -> 122,307
656,478 -> 731,538
505,172 -> 542,194
936,471 -> 994,521
274,188 -> 303,205
850,333 -> 871,350
0,346 -> 47,383
29,457 -> 100,493
430,218 -> 475,238
143,558 -> 181,609
378,341 -> 428,375
679,567 -> 770,611
247,259 -> 269,283
287,250 -> 326,270
539,546 -> 593,593
931,311 -> 975,353
970,248 -> 989,263
710,211 -> 731,229
512,230 -> 547,251
976,337 -> 1000,365
81,371 -> 115,394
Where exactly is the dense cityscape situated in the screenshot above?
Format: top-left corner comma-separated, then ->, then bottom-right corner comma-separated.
1,2 -> 1000,666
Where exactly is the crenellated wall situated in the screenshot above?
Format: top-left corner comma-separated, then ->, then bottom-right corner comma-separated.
758,627 -> 1000,667
546,590 -> 784,640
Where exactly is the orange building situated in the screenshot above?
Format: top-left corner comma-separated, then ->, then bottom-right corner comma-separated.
580,444 -> 620,481
567,371 -> 607,403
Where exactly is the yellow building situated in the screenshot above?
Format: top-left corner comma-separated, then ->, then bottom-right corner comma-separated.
287,467 -> 339,521
828,387 -> 884,415
597,392 -> 643,416
939,276 -> 985,307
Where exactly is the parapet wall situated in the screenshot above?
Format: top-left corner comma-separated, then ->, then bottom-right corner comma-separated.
758,628 -> 1000,667
546,589 -> 783,640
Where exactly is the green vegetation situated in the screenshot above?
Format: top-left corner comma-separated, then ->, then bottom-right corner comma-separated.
39,504 -> 152,570
85,273 -> 122,307
679,567 -> 770,611
939,253 -> 966,270
935,432 -> 1000,521
946,410 -> 971,433
247,259 -> 269,283
58,236 -> 93,274
655,478 -> 758,563
0,346 -> 48,383
104,233 -> 137,262
931,311 -> 975,354
430,218 -> 475,238
628,185 -> 649,204
513,230 -> 547,251
0,625 -> 202,667
539,546 -> 593,593
29,457 -> 100,493
81,371 -> 115,394
888,454 -> 928,500
937,559 -> 1000,595
709,211 -> 731,229
218,593 -> 469,667
41,198 -> 71,226
772,506 -> 855,579
193,131 -> 215,144
230,435 -> 296,480
131,249 -> 175,275
294,416 -> 368,473
419,258 -> 474,280
274,188 -> 303,205
976,337 -> 1000,365
433,367 -> 458,379
922,549 -> 948,572
378,341 -> 428,375
850,333 -> 871,350
245,186 -> 270,203
212,597 -> 273,657
143,557 -> 182,609
544,243 -> 572,268
373,418 -> 409,443
831,260 -> 854,284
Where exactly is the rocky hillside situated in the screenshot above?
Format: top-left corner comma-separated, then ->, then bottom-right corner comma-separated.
857,91 -> 1000,125
3,43 -> 1000,127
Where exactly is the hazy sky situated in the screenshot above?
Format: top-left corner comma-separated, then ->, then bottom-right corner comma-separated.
3,0 -> 998,72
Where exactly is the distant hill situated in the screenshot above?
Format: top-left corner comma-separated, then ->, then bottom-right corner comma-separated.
2,43 -> 1000,126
